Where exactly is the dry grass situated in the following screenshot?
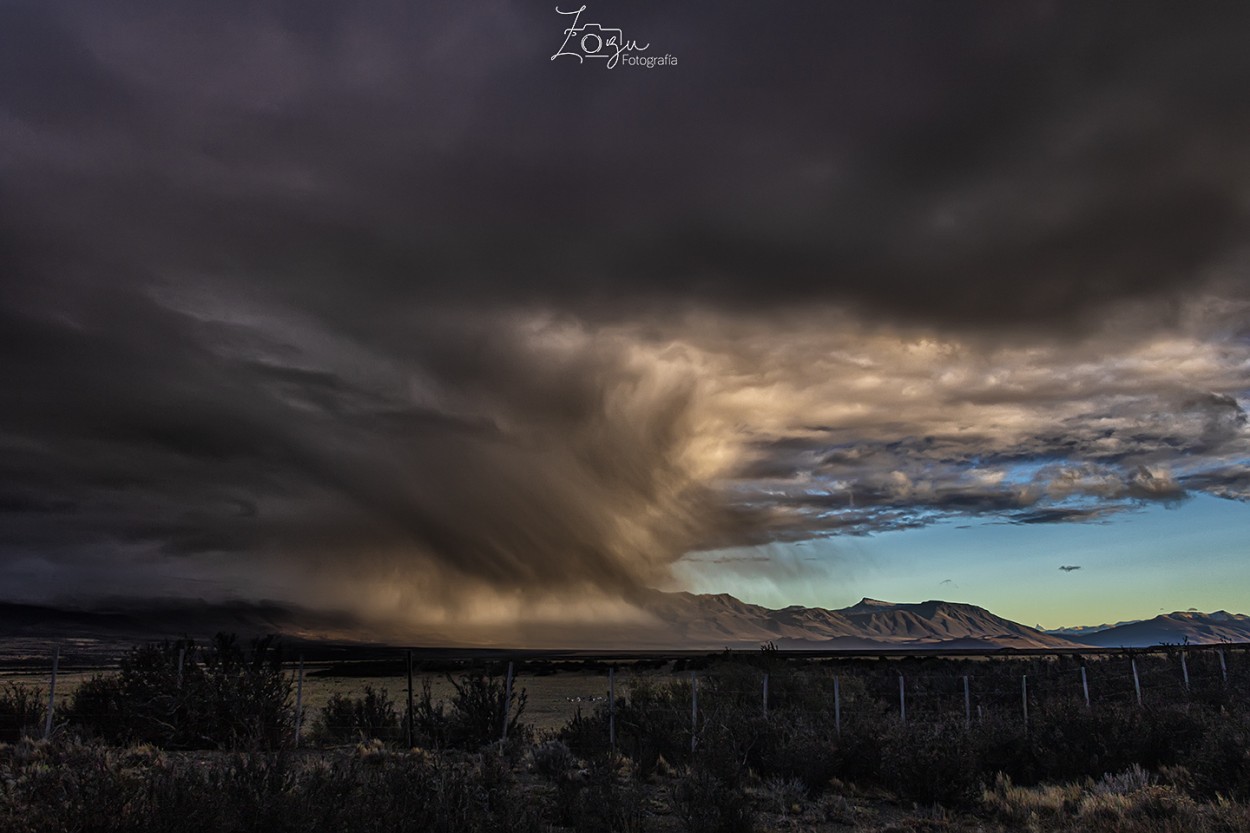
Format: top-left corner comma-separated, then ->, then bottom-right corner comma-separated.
980,768 -> 1250,833
4,737 -> 1250,833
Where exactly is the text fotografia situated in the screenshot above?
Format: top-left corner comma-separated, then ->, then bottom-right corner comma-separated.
551,6 -> 676,69
618,54 -> 676,68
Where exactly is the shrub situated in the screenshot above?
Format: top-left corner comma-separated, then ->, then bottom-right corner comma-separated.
448,673 -> 528,750
981,773 -> 1081,827
671,765 -> 754,833
1183,712 -> 1250,799
552,753 -> 646,833
0,682 -> 44,742
411,673 -> 530,751
558,704 -> 611,759
760,775 -> 806,814
531,739 -> 576,779
63,634 -> 293,750
1094,763 -> 1156,795
66,674 -> 128,742
0,739 -> 547,833
878,718 -> 981,807
198,634 -> 293,749
615,676 -> 692,776
752,712 -> 838,792
312,687 -> 401,745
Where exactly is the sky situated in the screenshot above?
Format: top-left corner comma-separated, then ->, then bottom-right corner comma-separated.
1,1 -> 1249,641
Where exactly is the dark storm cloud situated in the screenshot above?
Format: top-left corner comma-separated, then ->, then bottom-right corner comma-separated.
2,0 -> 1250,624
0,292 -> 741,603
5,1 -> 1250,327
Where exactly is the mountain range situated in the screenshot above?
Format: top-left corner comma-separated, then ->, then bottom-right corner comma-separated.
1055,610 -> 1250,648
2,594 -> 1248,652
639,592 -> 1076,649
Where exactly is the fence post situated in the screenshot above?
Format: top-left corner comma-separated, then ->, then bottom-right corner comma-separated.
1080,665 -> 1090,710
690,672 -> 698,755
1181,652 -> 1190,692
501,661 -> 514,743
898,675 -> 906,724
609,667 -> 616,753
177,646 -> 186,689
1131,658 -> 1142,707
44,646 -> 59,740
963,675 -> 971,727
406,650 -> 415,748
1021,675 -> 1028,728
294,655 -> 305,747
834,676 -> 841,737
1219,648 -> 1229,685
762,672 -> 769,716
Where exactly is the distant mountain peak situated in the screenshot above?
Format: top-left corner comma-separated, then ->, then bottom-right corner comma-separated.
1065,609 -> 1250,648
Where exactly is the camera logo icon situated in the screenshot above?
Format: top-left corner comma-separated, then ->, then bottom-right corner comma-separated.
567,23 -> 623,60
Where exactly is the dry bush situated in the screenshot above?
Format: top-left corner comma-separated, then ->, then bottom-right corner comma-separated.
311,687 -> 400,746
0,683 -> 44,742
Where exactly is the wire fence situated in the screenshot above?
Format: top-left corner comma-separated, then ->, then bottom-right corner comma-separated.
9,643 -> 1250,749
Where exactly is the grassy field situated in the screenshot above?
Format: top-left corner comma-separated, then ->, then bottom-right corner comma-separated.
0,662 -> 677,733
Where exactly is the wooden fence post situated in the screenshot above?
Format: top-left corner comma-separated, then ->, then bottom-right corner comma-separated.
501,661 -> 514,743
1219,648 -> 1229,685
1181,652 -> 1190,692
1131,658 -> 1142,707
44,647 -> 59,740
177,646 -> 186,689
898,675 -> 906,724
1080,665 -> 1090,710
1021,675 -> 1028,728
690,672 -> 698,755
609,667 -> 616,753
294,655 -> 305,747
834,676 -> 841,737
406,650 -> 415,749
762,673 -> 769,716
963,675 -> 971,727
